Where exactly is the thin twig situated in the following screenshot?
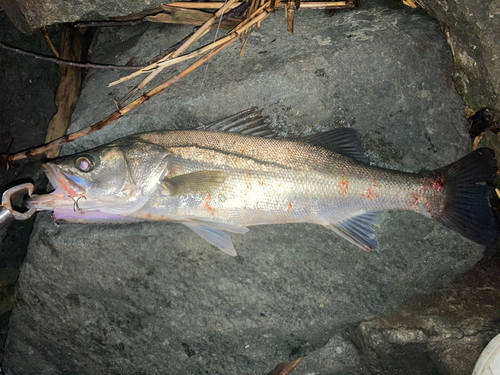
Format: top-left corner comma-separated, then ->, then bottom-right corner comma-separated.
267,358 -> 303,375
0,41 -> 145,70
41,27 -> 60,57
116,0 -> 240,104
109,2 -> 270,87
75,17 -> 149,28
148,30 -> 196,65
117,2 -> 249,107
117,30 -> 195,106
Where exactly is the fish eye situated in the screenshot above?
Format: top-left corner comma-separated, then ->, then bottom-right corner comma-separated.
76,155 -> 95,172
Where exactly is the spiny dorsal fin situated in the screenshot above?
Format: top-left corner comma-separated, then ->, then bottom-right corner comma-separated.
304,128 -> 369,164
162,170 -> 227,196
198,107 -> 279,138
325,211 -> 383,251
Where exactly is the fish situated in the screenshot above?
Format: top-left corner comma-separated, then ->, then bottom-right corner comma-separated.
27,108 -> 499,256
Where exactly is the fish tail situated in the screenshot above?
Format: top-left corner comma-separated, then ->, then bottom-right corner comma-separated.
435,148 -> 499,246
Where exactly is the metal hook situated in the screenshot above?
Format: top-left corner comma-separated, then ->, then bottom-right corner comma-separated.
1,183 -> 37,227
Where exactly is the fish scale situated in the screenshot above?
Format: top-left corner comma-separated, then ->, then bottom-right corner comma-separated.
134,139 -> 439,227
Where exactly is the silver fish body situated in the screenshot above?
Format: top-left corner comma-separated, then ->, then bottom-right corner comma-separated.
27,109 -> 498,255
133,131 -> 443,223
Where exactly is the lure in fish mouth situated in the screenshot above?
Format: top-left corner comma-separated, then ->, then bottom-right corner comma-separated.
26,109 -> 499,255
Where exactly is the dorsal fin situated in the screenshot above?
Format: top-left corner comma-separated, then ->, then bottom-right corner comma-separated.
198,107 -> 279,138
303,128 -> 369,163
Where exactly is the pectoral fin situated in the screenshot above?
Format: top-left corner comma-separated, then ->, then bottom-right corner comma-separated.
325,211 -> 383,251
182,220 -> 248,256
163,170 -> 227,196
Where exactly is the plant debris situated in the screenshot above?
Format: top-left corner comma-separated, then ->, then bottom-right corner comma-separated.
0,0 -> 357,171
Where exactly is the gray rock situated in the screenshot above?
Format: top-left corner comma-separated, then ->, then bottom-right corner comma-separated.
417,0 -> 500,113
2,1 -> 484,374
349,253 -> 500,375
293,333 -> 370,375
0,0 -> 167,33
0,10 -> 57,362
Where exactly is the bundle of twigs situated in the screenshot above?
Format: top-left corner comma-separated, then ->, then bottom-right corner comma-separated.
0,0 -> 356,169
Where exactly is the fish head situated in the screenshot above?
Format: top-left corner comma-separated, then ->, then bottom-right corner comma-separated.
46,146 -> 130,200
27,139 -> 170,219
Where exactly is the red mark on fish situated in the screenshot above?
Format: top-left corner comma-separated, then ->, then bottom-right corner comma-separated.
205,193 -> 216,217
413,193 -> 433,217
337,171 -> 350,196
362,177 -> 381,201
430,173 -> 445,192
412,193 -> 421,209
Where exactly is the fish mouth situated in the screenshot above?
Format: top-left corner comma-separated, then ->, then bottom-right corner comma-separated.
26,163 -> 90,210
42,163 -> 88,198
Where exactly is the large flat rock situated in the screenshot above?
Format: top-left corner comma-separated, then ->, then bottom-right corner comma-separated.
2,1 -> 482,374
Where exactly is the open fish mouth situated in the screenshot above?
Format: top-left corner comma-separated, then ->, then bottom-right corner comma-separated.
28,162 -> 148,217
43,163 -> 89,198
26,163 -> 90,210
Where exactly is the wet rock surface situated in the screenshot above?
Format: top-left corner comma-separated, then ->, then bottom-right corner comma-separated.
0,0 -> 167,33
417,0 -> 500,114
1,1 -> 490,374
350,250 -> 500,375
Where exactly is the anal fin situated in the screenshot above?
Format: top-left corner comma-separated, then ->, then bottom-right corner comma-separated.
325,211 -> 383,251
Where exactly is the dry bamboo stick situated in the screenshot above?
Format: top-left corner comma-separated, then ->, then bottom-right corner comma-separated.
286,0 -> 296,32
402,0 -> 419,8
239,32 -> 251,57
169,1 -> 353,9
147,12 -> 239,29
109,1 -> 273,87
110,35 -> 232,87
231,0 -> 273,32
167,2 -> 241,9
116,0 -> 239,104
170,0 -> 240,60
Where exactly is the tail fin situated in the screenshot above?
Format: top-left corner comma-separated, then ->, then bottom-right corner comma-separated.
436,148 -> 498,246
